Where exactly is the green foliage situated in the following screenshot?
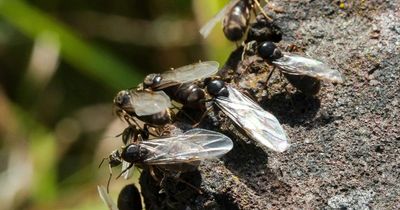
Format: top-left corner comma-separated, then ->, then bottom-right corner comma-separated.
0,0 -> 143,90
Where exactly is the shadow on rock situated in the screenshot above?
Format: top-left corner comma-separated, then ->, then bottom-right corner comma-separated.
222,139 -> 292,199
261,91 -> 321,126
214,192 -> 241,210
139,168 -> 202,210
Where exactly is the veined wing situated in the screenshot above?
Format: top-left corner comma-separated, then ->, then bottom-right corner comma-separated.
215,85 -> 290,152
161,61 -> 219,83
121,160 -> 133,179
141,128 -> 233,164
272,53 -> 344,83
199,0 -> 239,38
97,185 -> 118,210
131,90 -> 171,116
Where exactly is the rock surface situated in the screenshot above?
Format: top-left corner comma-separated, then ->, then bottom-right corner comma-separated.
140,1 -> 400,209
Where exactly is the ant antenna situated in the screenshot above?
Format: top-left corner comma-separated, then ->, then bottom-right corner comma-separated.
116,162 -> 134,179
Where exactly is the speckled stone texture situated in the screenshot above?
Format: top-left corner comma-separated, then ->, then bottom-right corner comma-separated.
139,1 -> 400,209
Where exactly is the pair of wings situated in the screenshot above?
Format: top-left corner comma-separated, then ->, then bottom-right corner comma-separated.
128,61 -> 219,116
160,61 -> 219,84
119,128 -> 231,178
272,53 -> 344,83
138,128 -> 233,164
215,85 -> 290,152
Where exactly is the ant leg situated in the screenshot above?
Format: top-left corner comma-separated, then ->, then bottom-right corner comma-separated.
126,125 -> 139,144
265,66 -> 276,85
191,105 -> 214,128
171,103 -> 199,125
281,80 -> 291,95
124,114 -> 142,130
98,156 -> 114,193
121,161 -> 135,180
241,42 -> 248,61
106,164 -> 114,193
179,109 -> 198,125
243,59 -> 256,73
157,126 -> 169,136
279,72 -> 291,92
116,163 -> 134,179
254,0 -> 273,22
115,127 -> 135,145
171,172 -> 202,194
159,170 -> 203,194
149,166 -> 161,183
278,72 -> 295,107
136,134 -> 144,142
241,89 -> 259,102
158,127 -> 171,137
177,178 -> 202,194
240,13 -> 255,61
143,123 -> 150,135
143,124 -> 159,137
261,66 -> 276,96
154,126 -> 170,137
98,157 -> 107,168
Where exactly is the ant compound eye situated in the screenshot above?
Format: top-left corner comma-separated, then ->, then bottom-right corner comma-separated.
153,75 -> 162,85
143,74 -> 161,88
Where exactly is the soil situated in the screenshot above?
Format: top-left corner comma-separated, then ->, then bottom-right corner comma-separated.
139,0 -> 400,209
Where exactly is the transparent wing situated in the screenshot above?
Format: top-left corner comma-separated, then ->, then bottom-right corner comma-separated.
141,128 -> 233,164
97,185 -> 118,210
131,90 -> 171,116
215,85 -> 290,152
272,53 -> 344,83
161,61 -> 219,83
121,160 -> 133,179
199,0 -> 239,38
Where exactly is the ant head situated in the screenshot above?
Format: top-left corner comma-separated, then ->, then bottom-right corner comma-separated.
108,150 -> 122,167
258,41 -> 282,61
99,150 -> 122,169
206,80 -> 229,97
143,73 -> 162,89
114,90 -> 131,108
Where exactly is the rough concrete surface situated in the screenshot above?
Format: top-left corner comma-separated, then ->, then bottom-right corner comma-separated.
139,1 -> 400,209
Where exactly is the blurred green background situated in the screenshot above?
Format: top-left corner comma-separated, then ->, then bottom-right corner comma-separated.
0,0 -> 233,209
